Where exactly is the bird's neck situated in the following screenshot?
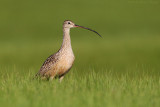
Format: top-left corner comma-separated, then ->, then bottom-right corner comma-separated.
60,27 -> 72,50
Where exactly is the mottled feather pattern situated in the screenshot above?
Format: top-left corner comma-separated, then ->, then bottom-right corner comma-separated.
39,52 -> 59,76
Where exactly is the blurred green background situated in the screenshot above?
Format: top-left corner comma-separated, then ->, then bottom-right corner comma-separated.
0,0 -> 160,106
0,0 -> 160,69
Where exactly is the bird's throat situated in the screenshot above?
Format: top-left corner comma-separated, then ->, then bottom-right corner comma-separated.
61,28 -> 72,50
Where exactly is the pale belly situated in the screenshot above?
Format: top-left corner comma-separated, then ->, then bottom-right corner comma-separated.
55,53 -> 75,76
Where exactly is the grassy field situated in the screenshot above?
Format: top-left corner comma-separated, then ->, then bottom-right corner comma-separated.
0,0 -> 160,107
0,36 -> 160,107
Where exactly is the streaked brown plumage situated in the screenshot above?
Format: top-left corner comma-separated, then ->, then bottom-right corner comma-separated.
36,20 -> 101,82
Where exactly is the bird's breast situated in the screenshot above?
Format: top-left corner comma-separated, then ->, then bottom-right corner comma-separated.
62,49 -> 75,67
57,48 -> 75,75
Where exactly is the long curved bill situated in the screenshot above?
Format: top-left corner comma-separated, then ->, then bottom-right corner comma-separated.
74,24 -> 102,38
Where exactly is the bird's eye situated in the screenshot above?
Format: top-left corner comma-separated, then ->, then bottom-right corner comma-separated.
68,22 -> 71,24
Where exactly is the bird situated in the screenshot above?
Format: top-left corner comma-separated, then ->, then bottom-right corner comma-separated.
35,20 -> 101,82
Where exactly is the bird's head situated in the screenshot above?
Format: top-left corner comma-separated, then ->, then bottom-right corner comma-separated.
63,20 -> 102,37
63,20 -> 75,28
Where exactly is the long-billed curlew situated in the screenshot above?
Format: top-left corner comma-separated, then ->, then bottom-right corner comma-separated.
36,20 -> 101,82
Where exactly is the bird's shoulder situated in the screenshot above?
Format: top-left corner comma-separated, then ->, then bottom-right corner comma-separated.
39,52 -> 60,74
43,53 -> 59,65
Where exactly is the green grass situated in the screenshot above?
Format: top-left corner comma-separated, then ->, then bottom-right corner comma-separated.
0,36 -> 160,107
0,0 -> 160,107
0,66 -> 160,107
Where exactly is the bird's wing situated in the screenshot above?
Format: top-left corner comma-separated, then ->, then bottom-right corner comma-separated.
38,52 -> 59,76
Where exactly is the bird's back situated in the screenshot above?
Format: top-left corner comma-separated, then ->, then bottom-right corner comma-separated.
38,52 -> 59,77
